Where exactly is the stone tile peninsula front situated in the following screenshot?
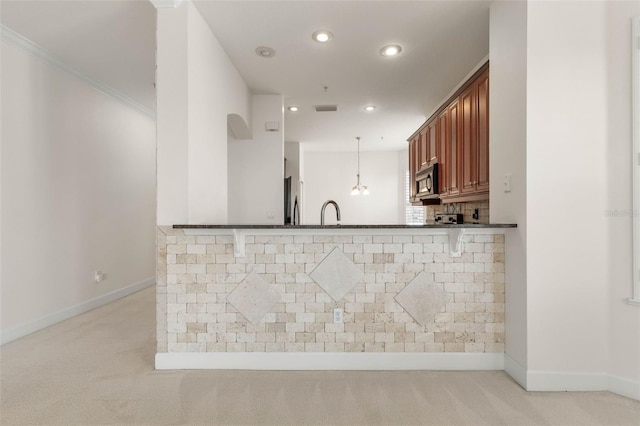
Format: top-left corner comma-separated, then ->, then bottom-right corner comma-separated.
156,225 -> 515,370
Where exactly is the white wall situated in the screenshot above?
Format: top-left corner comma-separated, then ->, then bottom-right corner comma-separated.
187,3 -> 249,224
490,1 -> 640,396
398,148 -> 410,222
605,0 -> 640,389
156,3 -> 188,226
303,150 -> 404,225
156,2 -> 250,225
285,142 -> 302,223
299,144 -> 306,223
526,0 -> 610,376
228,95 -> 284,224
0,41 -> 156,338
489,0 -> 528,379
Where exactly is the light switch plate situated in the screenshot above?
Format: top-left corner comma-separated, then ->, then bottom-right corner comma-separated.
504,174 -> 512,193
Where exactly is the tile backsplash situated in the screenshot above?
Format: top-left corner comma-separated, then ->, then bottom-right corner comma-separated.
425,201 -> 490,225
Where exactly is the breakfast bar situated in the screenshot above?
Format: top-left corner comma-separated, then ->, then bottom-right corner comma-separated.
156,224 -> 516,370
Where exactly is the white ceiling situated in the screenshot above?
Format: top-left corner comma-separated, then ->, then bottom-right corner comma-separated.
1,0 -> 157,111
194,1 -> 490,151
1,0 -> 491,152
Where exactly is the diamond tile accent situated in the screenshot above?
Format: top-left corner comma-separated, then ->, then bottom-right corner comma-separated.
226,272 -> 282,324
309,248 -> 364,301
395,271 -> 451,326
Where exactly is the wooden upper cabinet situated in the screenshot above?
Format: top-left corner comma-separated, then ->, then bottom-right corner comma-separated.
407,62 -> 489,205
460,84 -> 477,195
408,138 -> 417,200
476,69 -> 489,193
427,121 -> 437,165
446,99 -> 460,197
460,68 -> 489,196
437,111 -> 447,194
419,129 -> 428,169
414,135 -> 421,171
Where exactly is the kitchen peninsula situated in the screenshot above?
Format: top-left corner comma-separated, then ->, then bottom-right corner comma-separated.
156,223 -> 515,370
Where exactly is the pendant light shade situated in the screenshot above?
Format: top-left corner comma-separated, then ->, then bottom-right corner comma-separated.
351,137 -> 369,196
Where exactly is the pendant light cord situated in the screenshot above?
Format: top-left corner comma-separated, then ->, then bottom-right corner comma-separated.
351,136 -> 368,195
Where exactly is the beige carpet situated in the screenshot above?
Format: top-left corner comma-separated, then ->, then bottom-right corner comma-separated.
1,287 -> 638,425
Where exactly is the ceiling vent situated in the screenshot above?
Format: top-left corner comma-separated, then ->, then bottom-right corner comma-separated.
314,105 -> 338,112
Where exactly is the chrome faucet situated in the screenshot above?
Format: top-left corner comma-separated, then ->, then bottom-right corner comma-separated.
321,200 -> 341,225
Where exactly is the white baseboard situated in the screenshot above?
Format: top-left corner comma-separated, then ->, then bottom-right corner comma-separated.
608,374 -> 640,401
0,277 -> 155,345
526,370 -> 608,392
504,353 -> 527,388
441,354 -> 638,401
155,352 -> 505,371
523,370 -> 639,401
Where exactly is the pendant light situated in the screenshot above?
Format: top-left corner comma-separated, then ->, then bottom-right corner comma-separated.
351,137 -> 370,196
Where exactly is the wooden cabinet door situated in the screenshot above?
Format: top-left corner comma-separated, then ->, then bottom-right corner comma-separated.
427,121 -> 437,165
460,85 -> 477,195
409,138 -> 417,200
437,111 -> 447,194
414,135 -> 421,171
419,130 -> 428,169
476,70 -> 489,192
447,99 -> 460,197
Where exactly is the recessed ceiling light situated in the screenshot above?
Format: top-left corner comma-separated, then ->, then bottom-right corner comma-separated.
255,46 -> 276,58
380,44 -> 402,57
312,30 -> 333,43
364,105 -> 376,112
288,106 -> 299,112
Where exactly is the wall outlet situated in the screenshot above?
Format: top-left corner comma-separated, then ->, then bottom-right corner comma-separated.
94,270 -> 103,283
333,308 -> 343,324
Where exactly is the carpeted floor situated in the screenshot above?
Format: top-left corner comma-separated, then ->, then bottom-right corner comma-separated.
1,286 -> 638,425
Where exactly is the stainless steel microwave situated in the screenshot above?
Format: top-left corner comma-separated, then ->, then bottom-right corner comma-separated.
415,163 -> 439,199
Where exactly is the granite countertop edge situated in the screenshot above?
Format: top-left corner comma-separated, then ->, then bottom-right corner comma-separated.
173,224 -> 517,229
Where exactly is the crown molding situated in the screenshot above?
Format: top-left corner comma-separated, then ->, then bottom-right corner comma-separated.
1,25 -> 155,119
149,0 -> 184,9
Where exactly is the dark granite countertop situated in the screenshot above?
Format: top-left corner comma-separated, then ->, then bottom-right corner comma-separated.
173,224 -> 517,229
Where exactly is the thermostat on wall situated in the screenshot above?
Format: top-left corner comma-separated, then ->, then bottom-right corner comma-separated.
265,121 -> 280,132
